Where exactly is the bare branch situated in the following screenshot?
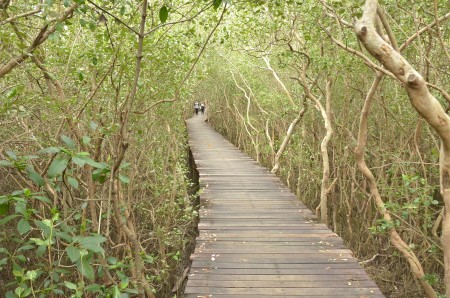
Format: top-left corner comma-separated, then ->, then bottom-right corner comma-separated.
86,0 -> 140,36
0,7 -> 41,26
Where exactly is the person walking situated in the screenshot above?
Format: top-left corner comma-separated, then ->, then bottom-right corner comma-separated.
200,103 -> 205,115
194,102 -> 199,115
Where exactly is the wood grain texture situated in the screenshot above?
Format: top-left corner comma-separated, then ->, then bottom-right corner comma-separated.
184,116 -> 384,297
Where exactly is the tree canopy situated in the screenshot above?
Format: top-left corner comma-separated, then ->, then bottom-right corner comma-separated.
0,0 -> 449,297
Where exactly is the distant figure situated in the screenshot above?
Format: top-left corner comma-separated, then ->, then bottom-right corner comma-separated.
200,103 -> 205,115
194,102 -> 199,115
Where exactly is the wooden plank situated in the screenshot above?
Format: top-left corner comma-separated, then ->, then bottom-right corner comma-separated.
198,231 -> 339,236
194,247 -> 352,254
194,247 -> 348,254
190,260 -> 361,268
188,268 -> 371,275
190,253 -> 356,260
187,274 -> 374,281
184,287 -> 382,295
184,116 -> 383,297
186,279 -> 379,288
189,257 -> 357,264
195,240 -> 345,246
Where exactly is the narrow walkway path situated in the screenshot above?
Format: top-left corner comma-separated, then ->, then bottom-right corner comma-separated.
184,116 -> 383,297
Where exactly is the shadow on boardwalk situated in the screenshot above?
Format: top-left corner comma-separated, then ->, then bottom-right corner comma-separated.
184,116 -> 384,297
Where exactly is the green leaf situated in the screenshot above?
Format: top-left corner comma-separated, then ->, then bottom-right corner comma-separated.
61,135 -> 76,149
79,18 -> 88,27
124,288 -> 139,294
16,255 -> 26,262
76,235 -> 106,253
82,136 -> 91,145
30,238 -> 50,246
119,162 -> 131,169
7,87 -> 18,99
48,32 -> 59,42
0,203 -> 8,215
17,245 -> 34,252
92,170 -> 107,183
64,281 -> 77,290
119,276 -> 129,289
213,0 -> 223,9
66,245 -> 81,262
33,196 -> 52,204
23,188 -> 32,197
36,245 -> 46,257
78,257 -> 95,280
37,147 -> 61,154
17,218 -> 31,235
0,160 -> 14,167
0,257 -> 7,267
0,215 -> 19,225
159,6 -> 168,23
15,287 -> 24,297
48,157 -> 69,178
6,150 -> 17,160
119,174 -> 130,184
72,156 -> 86,167
26,270 -> 38,281
89,121 -> 98,131
85,284 -> 103,293
34,220 -> 52,237
67,177 -> 79,189
84,158 -> 106,169
13,262 -> 23,276
26,167 -> 45,187
112,285 -> 120,297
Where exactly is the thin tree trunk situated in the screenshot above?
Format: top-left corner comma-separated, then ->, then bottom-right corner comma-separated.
355,1 -> 448,295
271,102 -> 307,174
318,78 -> 333,224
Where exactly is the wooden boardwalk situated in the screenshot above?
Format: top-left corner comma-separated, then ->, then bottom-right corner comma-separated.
184,116 -> 383,297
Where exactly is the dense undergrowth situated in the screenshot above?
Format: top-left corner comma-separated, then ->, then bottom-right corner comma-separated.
0,0 -> 207,296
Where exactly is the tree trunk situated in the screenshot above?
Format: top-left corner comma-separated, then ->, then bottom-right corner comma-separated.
356,0 -> 450,296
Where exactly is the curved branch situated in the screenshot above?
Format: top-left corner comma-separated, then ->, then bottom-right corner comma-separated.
0,3 -> 79,78
356,1 -> 450,296
0,7 -> 41,26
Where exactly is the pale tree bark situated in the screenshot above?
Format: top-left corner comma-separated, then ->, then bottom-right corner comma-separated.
319,78 -> 333,225
294,64 -> 333,224
355,73 -> 437,298
231,72 -> 261,161
356,0 -> 450,296
262,56 -> 308,174
271,102 -> 307,174
265,119 -> 276,163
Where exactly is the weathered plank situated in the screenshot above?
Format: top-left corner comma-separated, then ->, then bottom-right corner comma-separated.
184,116 -> 383,297
184,287 -> 383,296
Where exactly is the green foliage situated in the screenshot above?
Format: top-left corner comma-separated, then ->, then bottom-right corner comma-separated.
159,6 -> 169,23
2,0 -> 448,296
